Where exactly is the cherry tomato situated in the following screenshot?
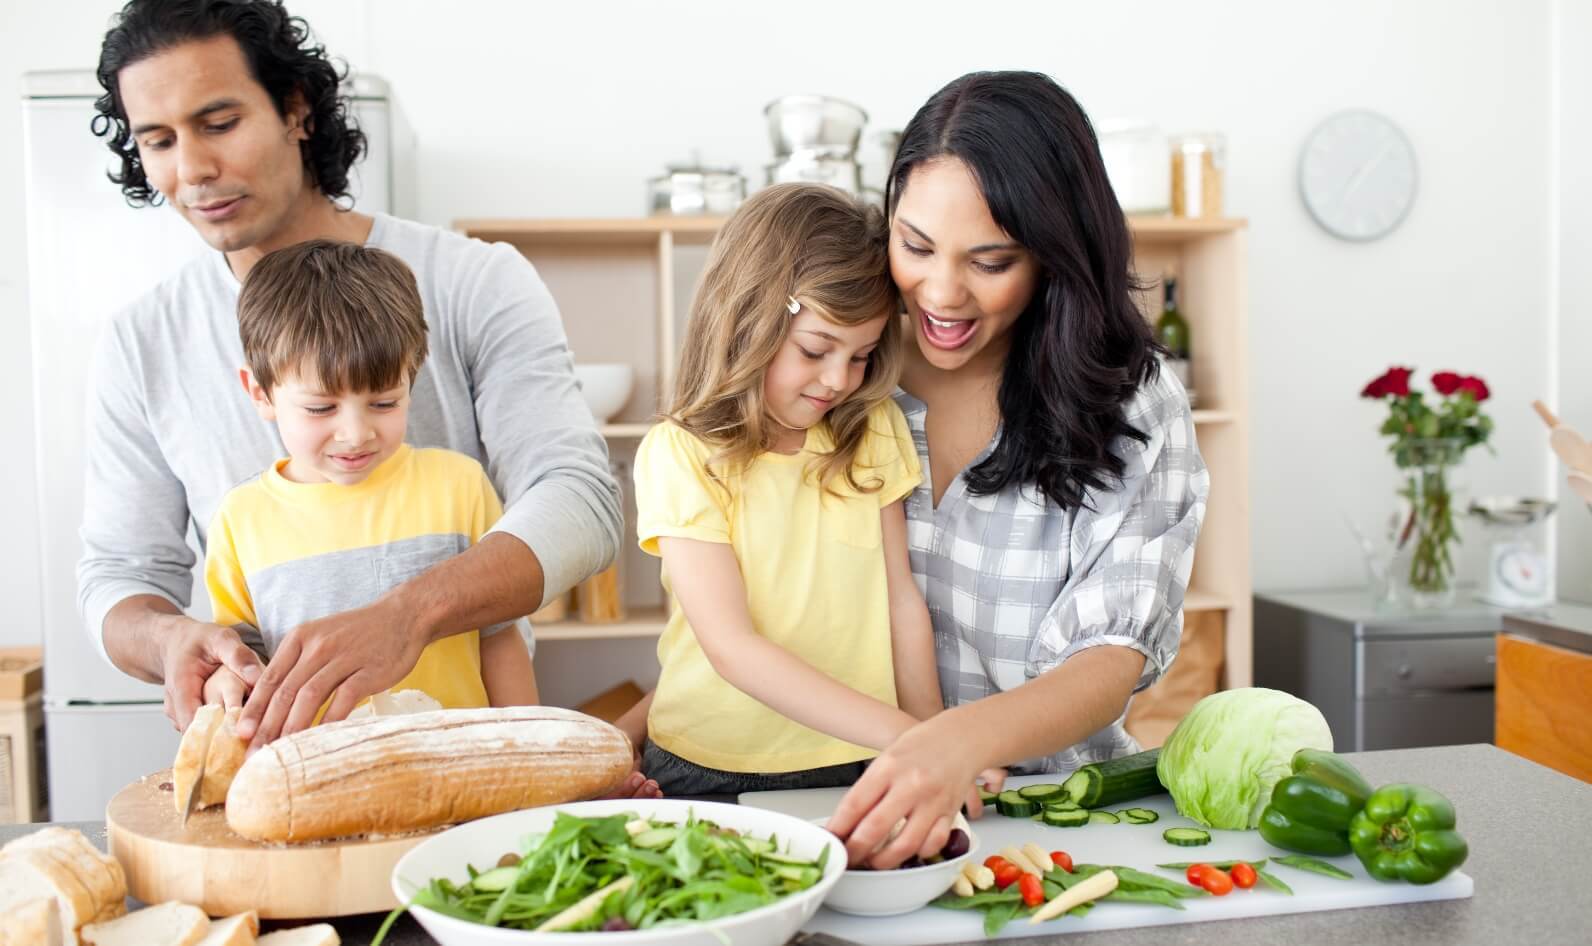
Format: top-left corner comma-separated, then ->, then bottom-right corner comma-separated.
1186,863 -> 1214,886
1048,850 -> 1074,873
984,855 -> 1011,872
1230,862 -> 1258,889
993,862 -> 1024,889
1018,873 -> 1046,908
1199,868 -> 1235,896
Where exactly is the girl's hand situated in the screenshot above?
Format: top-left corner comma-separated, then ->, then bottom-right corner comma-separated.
202,665 -> 251,710
830,714 -> 985,868
966,767 -> 1008,819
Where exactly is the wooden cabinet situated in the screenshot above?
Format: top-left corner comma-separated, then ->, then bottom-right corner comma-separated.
457,215 -> 1251,726
1496,632 -> 1592,782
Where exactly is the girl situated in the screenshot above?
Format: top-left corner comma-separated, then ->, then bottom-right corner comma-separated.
632,183 -> 945,796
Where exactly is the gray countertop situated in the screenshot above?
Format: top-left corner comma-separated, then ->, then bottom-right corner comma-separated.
1502,602 -> 1592,655
5,744 -> 1587,946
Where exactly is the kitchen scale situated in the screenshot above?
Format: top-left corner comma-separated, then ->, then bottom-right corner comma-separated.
1469,497 -> 1556,607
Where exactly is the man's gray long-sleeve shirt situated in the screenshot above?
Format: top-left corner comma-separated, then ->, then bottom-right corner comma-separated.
77,212 -> 623,659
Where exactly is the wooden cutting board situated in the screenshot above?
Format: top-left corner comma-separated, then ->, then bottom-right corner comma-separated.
107,769 -> 433,918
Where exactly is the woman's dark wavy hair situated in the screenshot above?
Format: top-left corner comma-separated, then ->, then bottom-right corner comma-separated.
91,0 -> 365,207
887,71 -> 1162,511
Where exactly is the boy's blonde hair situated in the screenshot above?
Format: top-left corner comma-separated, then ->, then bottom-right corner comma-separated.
668,184 -> 901,494
237,239 -> 428,396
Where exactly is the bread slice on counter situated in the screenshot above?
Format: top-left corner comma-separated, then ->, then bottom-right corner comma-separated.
226,706 -> 632,842
0,846 -> 97,933
80,901 -> 208,946
174,704 -> 225,815
198,707 -> 247,809
195,912 -> 258,946
255,924 -> 338,946
4,828 -> 127,920
0,897 -> 63,946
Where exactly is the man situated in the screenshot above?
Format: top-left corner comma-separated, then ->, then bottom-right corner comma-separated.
81,0 -> 624,751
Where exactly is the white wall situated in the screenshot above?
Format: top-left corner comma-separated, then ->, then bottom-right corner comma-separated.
0,0 -> 1562,647
1554,0 -> 1592,602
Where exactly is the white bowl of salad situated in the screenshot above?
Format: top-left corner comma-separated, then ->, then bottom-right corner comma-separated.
383,798 -> 846,946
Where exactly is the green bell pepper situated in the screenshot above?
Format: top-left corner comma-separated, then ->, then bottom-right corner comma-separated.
1257,749 -> 1373,856
1349,784 -> 1469,884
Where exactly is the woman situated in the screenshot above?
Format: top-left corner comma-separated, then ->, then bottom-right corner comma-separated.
826,71 -> 1209,867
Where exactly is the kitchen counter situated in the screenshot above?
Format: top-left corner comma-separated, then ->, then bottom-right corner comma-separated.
4,744 -> 1586,946
1502,602 -> 1592,654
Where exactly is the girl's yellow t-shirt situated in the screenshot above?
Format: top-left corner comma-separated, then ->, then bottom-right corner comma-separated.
634,400 -> 923,773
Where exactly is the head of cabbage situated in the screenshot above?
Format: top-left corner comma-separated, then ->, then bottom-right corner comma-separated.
1155,687 -> 1333,830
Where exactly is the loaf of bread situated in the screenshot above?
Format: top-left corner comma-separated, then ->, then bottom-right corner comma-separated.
80,901 -> 208,946
0,827 -> 129,944
225,706 -> 633,842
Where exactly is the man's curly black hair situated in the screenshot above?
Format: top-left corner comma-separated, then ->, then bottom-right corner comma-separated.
91,0 -> 366,207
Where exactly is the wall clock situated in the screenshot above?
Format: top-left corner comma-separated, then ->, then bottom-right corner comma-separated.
1299,110 -> 1418,242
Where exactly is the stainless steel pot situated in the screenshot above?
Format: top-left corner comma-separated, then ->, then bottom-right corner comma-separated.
764,95 -> 868,160
765,154 -> 863,195
648,165 -> 746,216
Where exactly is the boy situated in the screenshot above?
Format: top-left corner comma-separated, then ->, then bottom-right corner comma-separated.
202,239 -> 535,712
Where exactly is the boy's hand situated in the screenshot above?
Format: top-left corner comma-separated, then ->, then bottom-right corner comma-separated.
159,618 -> 264,731
202,665 -> 251,710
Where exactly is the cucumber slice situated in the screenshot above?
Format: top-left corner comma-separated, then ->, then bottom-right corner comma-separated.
978,788 -> 999,807
996,790 -> 1039,818
1017,783 -> 1066,803
1087,810 -> 1120,825
1041,807 -> 1091,828
1121,808 -> 1160,824
1163,827 -> 1212,847
470,866 -> 520,892
1060,748 -> 1164,808
1043,799 -> 1082,812
631,827 -> 680,849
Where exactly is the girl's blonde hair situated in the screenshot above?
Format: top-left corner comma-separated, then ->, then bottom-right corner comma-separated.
668,183 -> 901,494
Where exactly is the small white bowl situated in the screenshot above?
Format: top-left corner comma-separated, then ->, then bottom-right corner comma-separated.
391,798 -> 845,946
574,363 -> 635,423
816,814 -> 979,917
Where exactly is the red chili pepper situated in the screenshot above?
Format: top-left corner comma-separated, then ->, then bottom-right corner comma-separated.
1230,862 -> 1258,889
1018,872 -> 1045,908
1048,850 -> 1073,873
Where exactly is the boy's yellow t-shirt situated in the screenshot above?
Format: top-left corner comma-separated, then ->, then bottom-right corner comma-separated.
635,400 -> 923,773
204,444 -> 505,713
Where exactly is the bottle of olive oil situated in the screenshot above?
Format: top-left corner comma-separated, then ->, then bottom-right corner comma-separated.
1156,276 -> 1192,390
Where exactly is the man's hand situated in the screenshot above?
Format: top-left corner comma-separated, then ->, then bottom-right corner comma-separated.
236,597 -> 426,748
159,620 -> 264,731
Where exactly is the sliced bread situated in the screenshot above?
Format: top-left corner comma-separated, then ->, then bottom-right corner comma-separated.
198,707 -> 247,809
0,897 -> 63,946
194,912 -> 258,946
3,828 -> 126,918
174,704 -> 225,815
255,925 -> 338,946
80,901 -> 209,946
0,848 -> 96,932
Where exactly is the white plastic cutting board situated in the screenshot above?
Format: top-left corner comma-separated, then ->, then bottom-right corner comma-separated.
740,773 -> 1473,943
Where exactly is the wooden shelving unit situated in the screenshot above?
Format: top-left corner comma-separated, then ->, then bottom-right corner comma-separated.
459,213 -> 1251,716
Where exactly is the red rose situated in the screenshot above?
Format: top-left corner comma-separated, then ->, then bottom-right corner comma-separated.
1361,366 -> 1415,398
1360,375 -> 1389,398
1431,371 -> 1464,396
1458,376 -> 1490,402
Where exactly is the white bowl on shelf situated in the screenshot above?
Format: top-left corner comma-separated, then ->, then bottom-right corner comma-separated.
390,798 -> 845,946
574,363 -> 635,423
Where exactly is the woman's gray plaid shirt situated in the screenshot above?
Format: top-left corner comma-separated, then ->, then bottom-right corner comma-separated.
895,366 -> 1209,774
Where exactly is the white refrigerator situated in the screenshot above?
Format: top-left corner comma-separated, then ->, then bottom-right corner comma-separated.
22,70 -> 406,820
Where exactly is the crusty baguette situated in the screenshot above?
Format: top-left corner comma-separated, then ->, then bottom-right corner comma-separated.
225,706 -> 632,842
255,925 -> 337,946
199,708 -> 247,809
0,897 -> 62,946
194,912 -> 257,946
80,902 -> 208,946
173,704 -> 225,815
3,828 -> 127,921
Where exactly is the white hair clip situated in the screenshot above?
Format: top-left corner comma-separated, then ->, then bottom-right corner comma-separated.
786,295 -> 801,315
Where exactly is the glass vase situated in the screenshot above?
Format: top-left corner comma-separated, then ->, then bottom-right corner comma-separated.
1390,438 -> 1466,609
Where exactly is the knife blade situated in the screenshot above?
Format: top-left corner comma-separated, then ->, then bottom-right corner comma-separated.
179,746 -> 207,827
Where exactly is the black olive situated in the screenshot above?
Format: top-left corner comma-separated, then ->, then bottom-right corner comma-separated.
941,828 -> 970,859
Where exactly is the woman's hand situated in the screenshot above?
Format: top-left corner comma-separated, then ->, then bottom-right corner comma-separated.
828,713 -> 989,868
